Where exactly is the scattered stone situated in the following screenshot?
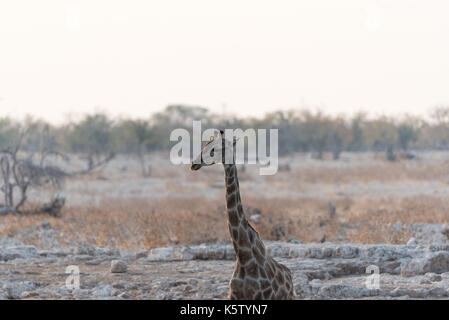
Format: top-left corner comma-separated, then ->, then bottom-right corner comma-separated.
169,236 -> 179,244
85,259 -> 103,266
318,284 -> 378,299
0,245 -> 38,261
194,245 -> 226,260
73,255 -> 91,262
95,247 -> 120,257
407,238 -> 418,247
112,282 -> 126,289
147,247 -> 173,261
172,246 -> 195,260
401,252 -> 449,276
136,250 -> 148,259
118,292 -> 130,299
111,289 -> 120,296
429,287 -> 446,298
110,260 -> 127,273
335,245 -> 359,259
72,288 -> 89,297
3,281 -> 36,299
52,250 -> 69,257
419,278 -> 431,284
74,247 -> 94,256
425,273 -> 442,282
401,259 -> 426,277
425,252 -> 449,273
250,214 -> 261,224
41,221 -> 52,230
92,284 -> 114,297
1,237 -> 449,300
293,274 -> 311,298
183,285 -> 197,293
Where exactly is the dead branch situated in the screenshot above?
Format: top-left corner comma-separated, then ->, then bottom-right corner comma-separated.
72,151 -> 115,176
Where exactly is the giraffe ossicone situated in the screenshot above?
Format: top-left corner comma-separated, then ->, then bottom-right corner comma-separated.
190,129 -> 295,300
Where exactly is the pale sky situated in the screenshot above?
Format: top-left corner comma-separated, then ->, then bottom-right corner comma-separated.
0,0 -> 448,123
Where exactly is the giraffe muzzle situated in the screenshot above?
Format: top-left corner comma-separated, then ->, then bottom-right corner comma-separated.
190,163 -> 202,171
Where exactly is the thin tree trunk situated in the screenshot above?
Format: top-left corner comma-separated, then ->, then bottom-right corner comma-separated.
138,145 -> 147,176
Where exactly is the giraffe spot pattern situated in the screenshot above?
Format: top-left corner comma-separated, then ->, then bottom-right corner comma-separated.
222,165 -> 295,300
228,210 -> 239,226
256,240 -> 265,255
227,183 -> 236,194
238,227 -> 250,248
248,230 -> 254,243
275,270 -> 285,284
272,279 -> 279,292
227,196 -> 237,212
262,288 -> 272,299
266,262 -> 275,279
245,260 -> 258,278
258,266 -> 267,279
230,278 -> 243,291
252,246 -> 265,265
237,266 -> 246,279
253,292 -> 262,300
260,280 -> 271,290
231,228 -> 239,241
238,248 -> 252,265
244,278 -> 259,298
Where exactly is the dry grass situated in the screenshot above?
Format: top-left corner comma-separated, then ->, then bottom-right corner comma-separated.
276,161 -> 449,184
3,154 -> 449,250
2,195 -> 448,250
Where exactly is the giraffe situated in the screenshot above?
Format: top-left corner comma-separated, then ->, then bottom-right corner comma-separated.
190,130 -> 295,300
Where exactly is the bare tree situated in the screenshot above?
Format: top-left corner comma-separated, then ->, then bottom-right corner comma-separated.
62,113 -> 116,175
116,119 -> 154,176
330,132 -> 343,160
386,144 -> 396,162
0,129 -> 67,215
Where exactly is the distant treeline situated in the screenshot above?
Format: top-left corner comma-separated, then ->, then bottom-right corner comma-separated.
2,105 -> 449,159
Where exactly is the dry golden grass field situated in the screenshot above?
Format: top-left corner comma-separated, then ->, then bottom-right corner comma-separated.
2,151 -> 449,250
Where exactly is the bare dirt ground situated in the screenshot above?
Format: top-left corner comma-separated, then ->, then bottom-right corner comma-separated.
1,240 -> 449,299
1,151 -> 449,299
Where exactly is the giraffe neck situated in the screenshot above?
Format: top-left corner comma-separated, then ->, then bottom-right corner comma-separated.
224,164 -> 244,221
224,164 -> 265,264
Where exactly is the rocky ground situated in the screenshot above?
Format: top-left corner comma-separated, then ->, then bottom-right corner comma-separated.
1,222 -> 449,300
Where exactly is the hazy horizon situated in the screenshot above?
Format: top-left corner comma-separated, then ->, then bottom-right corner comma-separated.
1,0 -> 448,124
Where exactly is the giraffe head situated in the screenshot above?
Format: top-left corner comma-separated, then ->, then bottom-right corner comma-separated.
190,129 -> 236,171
